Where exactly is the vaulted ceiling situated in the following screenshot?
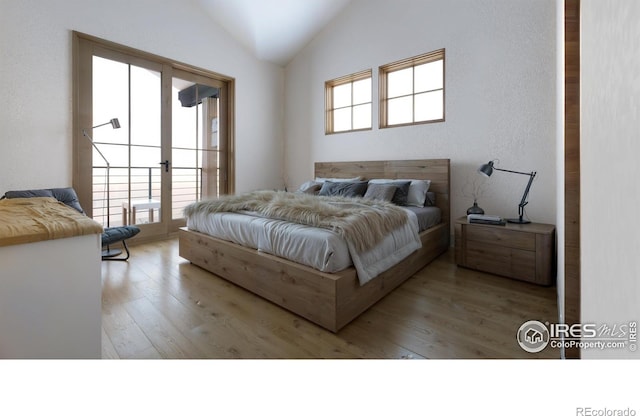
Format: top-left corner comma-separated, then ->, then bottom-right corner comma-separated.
197,0 -> 353,66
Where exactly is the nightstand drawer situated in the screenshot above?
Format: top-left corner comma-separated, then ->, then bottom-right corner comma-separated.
455,217 -> 555,285
466,241 -> 536,282
466,226 -> 535,251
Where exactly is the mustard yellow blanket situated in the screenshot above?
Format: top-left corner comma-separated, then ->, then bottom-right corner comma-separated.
0,197 -> 103,247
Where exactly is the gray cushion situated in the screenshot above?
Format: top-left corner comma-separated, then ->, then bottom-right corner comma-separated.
368,179 -> 431,206
363,183 -> 396,202
425,191 -> 436,207
51,188 -> 85,214
318,180 -> 368,198
365,180 -> 412,205
4,187 -> 85,214
102,226 -> 141,246
4,189 -> 55,199
388,181 -> 411,206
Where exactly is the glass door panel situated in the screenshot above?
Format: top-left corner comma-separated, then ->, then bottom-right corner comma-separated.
76,34 -> 233,241
92,55 -> 162,227
171,77 -> 221,221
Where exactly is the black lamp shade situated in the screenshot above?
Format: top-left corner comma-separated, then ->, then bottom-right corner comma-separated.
478,161 -> 494,177
91,118 -> 121,131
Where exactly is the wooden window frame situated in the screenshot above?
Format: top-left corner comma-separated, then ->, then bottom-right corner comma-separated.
379,48 -> 445,128
325,69 -> 373,134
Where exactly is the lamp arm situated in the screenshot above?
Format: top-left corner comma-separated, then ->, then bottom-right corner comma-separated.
82,129 -> 110,167
91,121 -> 112,129
518,172 -> 537,207
493,167 -> 533,176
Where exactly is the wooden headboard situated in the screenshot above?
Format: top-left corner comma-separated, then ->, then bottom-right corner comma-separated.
314,159 -> 451,225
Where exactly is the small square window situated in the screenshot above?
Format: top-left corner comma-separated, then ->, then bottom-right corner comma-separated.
325,70 -> 372,134
379,49 -> 445,128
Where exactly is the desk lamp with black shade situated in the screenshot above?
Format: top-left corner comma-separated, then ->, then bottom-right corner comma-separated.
478,160 -> 536,224
82,118 -> 121,257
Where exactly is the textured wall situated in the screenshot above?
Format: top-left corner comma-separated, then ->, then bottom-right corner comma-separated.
581,0 -> 640,358
284,0 -> 558,226
0,0 -> 284,195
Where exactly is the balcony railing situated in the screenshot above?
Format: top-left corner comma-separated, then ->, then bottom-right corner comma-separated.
91,166 -> 204,227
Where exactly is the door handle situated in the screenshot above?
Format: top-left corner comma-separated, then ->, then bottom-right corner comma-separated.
159,160 -> 170,173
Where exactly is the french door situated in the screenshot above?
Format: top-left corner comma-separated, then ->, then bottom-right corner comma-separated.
171,70 -> 229,226
73,33 -> 233,239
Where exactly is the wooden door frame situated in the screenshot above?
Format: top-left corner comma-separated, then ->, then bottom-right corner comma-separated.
564,0 -> 580,359
72,32 -> 235,240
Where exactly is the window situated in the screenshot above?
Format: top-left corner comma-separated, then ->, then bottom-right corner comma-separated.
379,49 -> 445,128
325,70 -> 372,134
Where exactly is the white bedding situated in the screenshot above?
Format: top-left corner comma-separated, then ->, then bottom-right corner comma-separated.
186,208 -> 422,285
187,211 -> 352,272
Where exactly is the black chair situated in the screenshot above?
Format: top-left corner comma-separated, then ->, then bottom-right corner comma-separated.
1,187 -> 140,261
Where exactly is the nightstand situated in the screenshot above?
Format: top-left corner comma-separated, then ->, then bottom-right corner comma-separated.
454,217 -> 556,285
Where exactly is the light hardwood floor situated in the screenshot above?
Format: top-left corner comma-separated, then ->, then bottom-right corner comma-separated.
101,238 -> 559,359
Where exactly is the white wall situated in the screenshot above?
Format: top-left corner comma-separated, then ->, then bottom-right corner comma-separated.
0,0 -> 284,195
581,0 -> 640,358
284,0 -> 558,226
0,235 -> 102,358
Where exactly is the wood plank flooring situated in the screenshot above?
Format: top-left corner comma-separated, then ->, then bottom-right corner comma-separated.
101,238 -> 560,359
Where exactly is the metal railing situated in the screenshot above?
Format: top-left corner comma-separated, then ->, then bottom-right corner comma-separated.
91,166 -> 204,227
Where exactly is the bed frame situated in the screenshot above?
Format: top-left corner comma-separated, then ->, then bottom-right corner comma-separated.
179,159 -> 450,332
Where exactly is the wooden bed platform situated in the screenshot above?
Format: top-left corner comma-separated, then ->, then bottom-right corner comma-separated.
179,159 -> 450,332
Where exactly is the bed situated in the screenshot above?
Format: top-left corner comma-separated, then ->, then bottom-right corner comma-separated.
179,159 -> 450,332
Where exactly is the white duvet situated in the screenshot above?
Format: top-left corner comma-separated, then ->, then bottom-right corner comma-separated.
186,209 -> 421,285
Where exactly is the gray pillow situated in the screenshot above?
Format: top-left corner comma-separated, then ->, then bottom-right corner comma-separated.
3,187 -> 85,214
389,181 -> 411,206
369,179 -> 431,207
363,183 -> 396,202
318,180 -> 368,198
4,189 -> 55,199
424,191 -> 436,207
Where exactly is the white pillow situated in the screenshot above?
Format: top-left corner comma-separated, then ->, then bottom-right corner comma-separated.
294,180 -> 322,194
369,179 -> 431,207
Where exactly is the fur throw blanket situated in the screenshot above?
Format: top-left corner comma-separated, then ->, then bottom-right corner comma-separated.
184,190 -> 409,252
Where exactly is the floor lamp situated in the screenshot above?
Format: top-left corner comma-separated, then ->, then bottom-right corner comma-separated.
478,160 -> 537,224
82,118 -> 121,257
